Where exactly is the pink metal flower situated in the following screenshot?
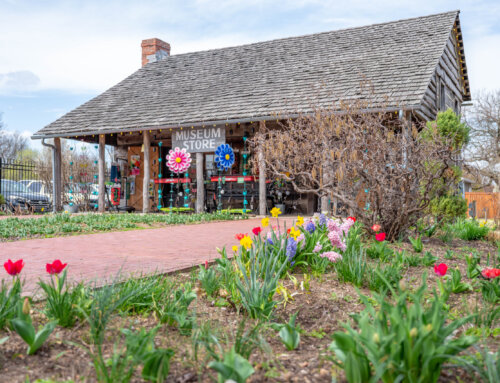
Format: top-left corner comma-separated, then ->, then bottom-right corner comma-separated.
166,147 -> 192,173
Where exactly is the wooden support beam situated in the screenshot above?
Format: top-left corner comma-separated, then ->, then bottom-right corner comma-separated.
258,121 -> 267,216
196,152 -> 204,213
142,131 -> 151,213
53,137 -> 62,211
98,134 -> 106,213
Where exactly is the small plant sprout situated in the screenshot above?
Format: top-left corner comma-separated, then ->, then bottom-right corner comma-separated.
272,312 -> 301,350
10,298 -> 57,355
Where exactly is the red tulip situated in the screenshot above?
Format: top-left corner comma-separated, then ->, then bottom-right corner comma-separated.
235,233 -> 245,241
46,260 -> 67,275
434,263 -> 448,276
347,216 -> 356,222
375,232 -> 386,242
371,224 -> 381,232
252,227 -> 262,236
4,259 -> 24,276
204,260 -> 208,269
481,268 -> 500,279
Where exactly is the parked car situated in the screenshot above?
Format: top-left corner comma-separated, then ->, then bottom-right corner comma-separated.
19,180 -> 52,200
0,179 -> 51,212
19,180 -> 106,210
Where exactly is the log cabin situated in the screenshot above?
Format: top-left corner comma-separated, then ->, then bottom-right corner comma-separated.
32,10 -> 470,215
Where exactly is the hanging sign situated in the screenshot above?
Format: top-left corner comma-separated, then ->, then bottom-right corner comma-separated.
172,127 -> 225,153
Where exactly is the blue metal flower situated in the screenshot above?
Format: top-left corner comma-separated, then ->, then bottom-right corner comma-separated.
214,144 -> 235,171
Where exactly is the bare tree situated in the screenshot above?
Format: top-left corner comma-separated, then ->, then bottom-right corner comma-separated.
464,90 -> 500,191
254,101 -> 461,240
0,113 -> 28,159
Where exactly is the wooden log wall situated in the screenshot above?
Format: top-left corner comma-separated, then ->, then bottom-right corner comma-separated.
420,20 -> 467,121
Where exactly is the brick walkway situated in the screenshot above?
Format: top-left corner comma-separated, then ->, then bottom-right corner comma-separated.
1,218 -> 291,294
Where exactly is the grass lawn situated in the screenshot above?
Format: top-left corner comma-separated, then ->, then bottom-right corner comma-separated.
0,212 -> 248,242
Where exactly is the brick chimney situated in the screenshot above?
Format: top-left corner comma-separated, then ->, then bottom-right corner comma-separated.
141,38 -> 171,67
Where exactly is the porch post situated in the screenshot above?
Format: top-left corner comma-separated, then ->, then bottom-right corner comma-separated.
196,152 -> 204,213
258,120 -> 267,216
142,130 -> 151,213
53,137 -> 62,211
98,134 -> 106,212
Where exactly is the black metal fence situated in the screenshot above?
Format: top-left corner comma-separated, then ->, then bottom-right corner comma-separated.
0,158 -> 52,213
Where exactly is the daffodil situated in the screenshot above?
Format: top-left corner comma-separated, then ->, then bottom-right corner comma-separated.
261,217 -> 269,227
270,207 -> 282,218
289,227 -> 301,240
232,245 -> 239,252
240,235 -> 253,250
296,216 -> 304,226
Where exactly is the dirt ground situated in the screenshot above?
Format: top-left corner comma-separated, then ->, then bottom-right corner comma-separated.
0,237 -> 498,383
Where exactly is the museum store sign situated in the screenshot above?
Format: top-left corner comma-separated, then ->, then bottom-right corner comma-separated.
172,127 -> 225,153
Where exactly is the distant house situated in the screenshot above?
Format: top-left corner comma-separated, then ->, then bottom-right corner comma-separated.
32,10 -> 470,214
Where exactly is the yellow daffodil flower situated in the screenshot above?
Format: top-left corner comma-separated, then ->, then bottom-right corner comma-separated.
270,207 -> 282,218
240,235 -> 253,250
289,226 -> 301,240
232,245 -> 239,252
296,216 -> 304,226
261,217 -> 270,227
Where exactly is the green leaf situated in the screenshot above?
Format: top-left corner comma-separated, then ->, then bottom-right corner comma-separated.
142,348 -> 174,382
28,321 -> 56,355
10,318 -> 35,345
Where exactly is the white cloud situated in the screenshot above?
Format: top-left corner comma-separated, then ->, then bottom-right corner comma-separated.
0,0 -> 498,95
0,71 -> 40,95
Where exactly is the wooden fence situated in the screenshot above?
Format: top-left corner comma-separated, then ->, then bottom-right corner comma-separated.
465,192 -> 499,220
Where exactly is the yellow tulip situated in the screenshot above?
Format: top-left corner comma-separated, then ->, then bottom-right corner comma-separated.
296,216 -> 304,226
261,217 -> 270,227
289,227 -> 301,240
270,207 -> 282,218
232,245 -> 238,252
240,235 -> 253,250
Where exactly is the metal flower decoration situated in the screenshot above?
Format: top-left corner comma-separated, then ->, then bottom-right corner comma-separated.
214,144 -> 235,171
166,147 -> 192,173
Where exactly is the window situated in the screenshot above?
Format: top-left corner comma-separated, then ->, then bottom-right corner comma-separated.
440,82 -> 446,111
454,99 -> 459,114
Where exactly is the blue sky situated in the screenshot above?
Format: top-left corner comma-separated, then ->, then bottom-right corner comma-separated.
1,0 -> 499,150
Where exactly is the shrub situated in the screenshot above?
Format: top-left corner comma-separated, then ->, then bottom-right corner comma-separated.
429,194 -> 468,223
449,219 -> 489,241
0,193 -> 5,205
329,274 -> 478,383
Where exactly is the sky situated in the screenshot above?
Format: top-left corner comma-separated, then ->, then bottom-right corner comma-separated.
1,0 -> 499,150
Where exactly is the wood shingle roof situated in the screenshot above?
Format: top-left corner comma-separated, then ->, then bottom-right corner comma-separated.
33,10 -> 465,139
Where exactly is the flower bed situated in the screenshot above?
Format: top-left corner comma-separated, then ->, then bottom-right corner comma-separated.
0,212 -> 498,382
0,211 -> 247,242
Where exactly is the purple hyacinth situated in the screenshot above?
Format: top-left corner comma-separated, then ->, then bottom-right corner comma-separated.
267,237 -> 274,246
305,221 -> 315,233
318,213 -> 327,227
286,238 -> 297,261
